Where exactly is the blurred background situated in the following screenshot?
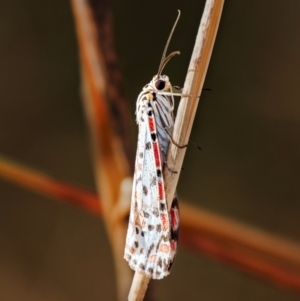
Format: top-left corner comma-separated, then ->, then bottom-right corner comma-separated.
0,0 -> 300,300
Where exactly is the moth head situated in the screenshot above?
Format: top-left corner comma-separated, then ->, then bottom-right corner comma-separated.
151,11 -> 180,94
152,75 -> 170,91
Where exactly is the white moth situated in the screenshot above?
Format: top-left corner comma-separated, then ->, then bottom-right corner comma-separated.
124,10 -> 182,280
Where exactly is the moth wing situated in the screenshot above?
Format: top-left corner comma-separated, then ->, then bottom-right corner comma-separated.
124,109 -> 173,279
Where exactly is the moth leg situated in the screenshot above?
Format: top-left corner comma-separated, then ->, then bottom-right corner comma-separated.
173,86 -> 211,92
164,127 -> 201,150
163,161 -> 178,174
189,139 -> 202,150
164,127 -> 188,149
173,85 -> 182,91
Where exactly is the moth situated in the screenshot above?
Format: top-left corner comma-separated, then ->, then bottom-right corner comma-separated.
124,10 -> 183,280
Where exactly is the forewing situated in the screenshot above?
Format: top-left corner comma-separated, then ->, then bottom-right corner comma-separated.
124,107 -> 174,279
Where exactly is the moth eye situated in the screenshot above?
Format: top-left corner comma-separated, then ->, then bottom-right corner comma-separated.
155,79 -> 165,90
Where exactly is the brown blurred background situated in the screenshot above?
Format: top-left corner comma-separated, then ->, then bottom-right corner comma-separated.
0,0 -> 300,300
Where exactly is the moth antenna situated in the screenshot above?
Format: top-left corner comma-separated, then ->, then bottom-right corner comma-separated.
157,10 -> 181,76
159,51 -> 180,75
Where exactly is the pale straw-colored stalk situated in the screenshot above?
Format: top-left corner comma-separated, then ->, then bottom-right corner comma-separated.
71,1 -> 134,299
128,1 -> 225,300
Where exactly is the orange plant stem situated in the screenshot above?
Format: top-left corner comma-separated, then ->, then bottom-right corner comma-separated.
0,155 -> 101,214
1,156 -> 300,293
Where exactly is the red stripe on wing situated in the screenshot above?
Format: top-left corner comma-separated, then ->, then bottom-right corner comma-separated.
148,116 -> 155,132
160,213 -> 168,231
158,181 -> 164,200
170,207 -> 179,229
153,142 -> 161,167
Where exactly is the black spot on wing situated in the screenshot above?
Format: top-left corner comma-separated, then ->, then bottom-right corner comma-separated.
172,197 -> 179,208
145,142 -> 151,150
152,208 -> 159,217
147,243 -> 155,257
171,229 -> 179,241
160,203 -> 166,211
163,261 -> 169,272
143,185 -> 148,196
151,133 -> 157,141
157,258 -> 162,268
162,235 -> 169,242
139,263 -> 145,270
136,175 -> 142,183
148,225 -> 154,231
168,260 -> 174,271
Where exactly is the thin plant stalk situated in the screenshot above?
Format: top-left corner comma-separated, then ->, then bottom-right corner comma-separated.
128,1 -> 225,300
71,0 -> 134,299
